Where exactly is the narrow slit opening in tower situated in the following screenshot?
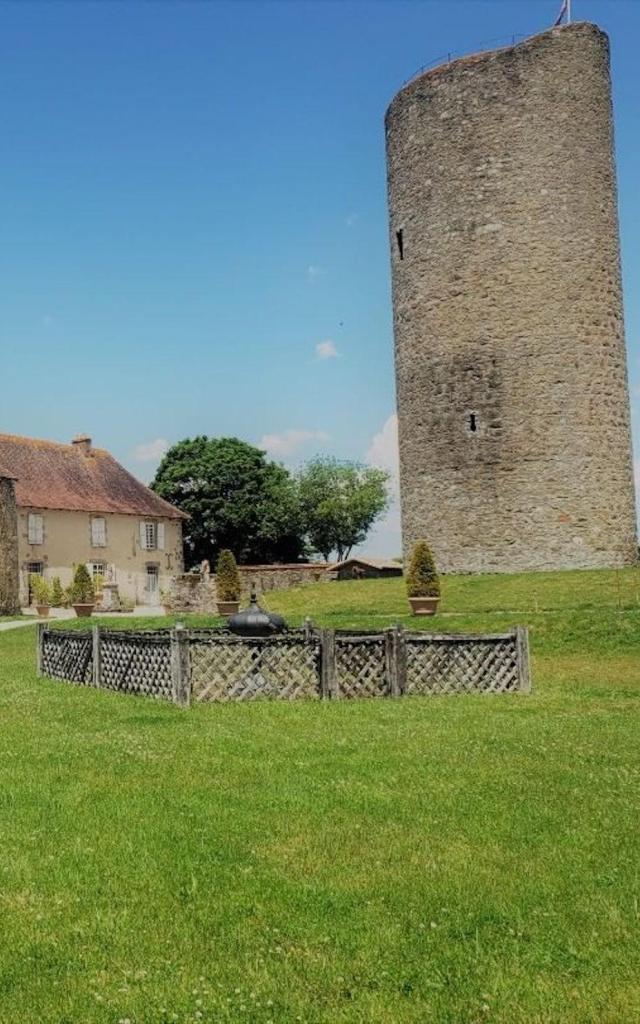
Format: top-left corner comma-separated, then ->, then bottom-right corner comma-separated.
469,413 -> 477,433
396,228 -> 404,260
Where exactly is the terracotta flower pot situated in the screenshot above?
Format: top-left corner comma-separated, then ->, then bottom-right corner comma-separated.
73,603 -> 95,618
408,596 -> 440,616
36,604 -> 50,619
217,600 -> 240,617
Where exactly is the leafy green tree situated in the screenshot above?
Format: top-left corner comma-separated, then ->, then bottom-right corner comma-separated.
152,437 -> 306,567
215,550 -> 241,601
406,541 -> 440,598
297,457 -> 390,562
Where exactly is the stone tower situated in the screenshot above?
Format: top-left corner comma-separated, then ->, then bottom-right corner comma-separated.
386,22 -> 637,573
0,476 -> 19,615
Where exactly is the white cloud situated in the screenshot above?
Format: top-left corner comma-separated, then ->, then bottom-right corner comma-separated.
306,264 -> 324,282
260,428 -> 329,458
366,413 -> 399,478
315,339 -> 339,360
131,437 -> 169,462
359,414 -> 402,558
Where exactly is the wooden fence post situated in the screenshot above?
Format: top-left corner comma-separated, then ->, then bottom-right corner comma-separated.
320,629 -> 336,699
171,625 -> 191,707
36,622 -> 45,677
385,627 -> 399,697
395,625 -> 407,696
92,625 -> 102,688
515,626 -> 531,693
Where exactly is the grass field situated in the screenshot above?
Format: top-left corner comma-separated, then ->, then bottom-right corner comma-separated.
1,568 -> 639,1023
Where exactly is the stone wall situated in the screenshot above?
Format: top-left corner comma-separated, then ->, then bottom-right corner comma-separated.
386,22 -> 637,572
170,563 -> 332,615
0,478 -> 20,615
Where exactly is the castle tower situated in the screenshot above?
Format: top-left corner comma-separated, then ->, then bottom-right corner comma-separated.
385,22 -> 637,573
0,476 -> 19,615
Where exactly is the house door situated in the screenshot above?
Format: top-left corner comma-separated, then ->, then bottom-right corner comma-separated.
26,562 -> 44,605
145,564 -> 160,604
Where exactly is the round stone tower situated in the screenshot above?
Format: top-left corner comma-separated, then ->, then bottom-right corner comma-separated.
386,22 -> 637,573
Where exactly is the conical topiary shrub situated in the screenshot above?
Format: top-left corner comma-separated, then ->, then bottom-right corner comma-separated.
50,576 -> 64,608
70,563 -> 95,616
406,541 -> 440,615
216,550 -> 241,613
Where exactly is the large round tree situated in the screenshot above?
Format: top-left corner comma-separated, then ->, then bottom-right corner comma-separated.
151,437 -> 305,567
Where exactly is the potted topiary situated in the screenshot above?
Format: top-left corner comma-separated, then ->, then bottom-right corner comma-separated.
216,549 -> 241,616
406,540 -> 441,616
70,563 -> 96,618
50,576 -> 64,611
30,574 -> 51,618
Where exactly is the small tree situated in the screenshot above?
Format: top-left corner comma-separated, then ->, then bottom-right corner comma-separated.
70,564 -> 95,605
30,574 -> 51,606
216,549 -> 241,602
406,541 -> 440,598
50,577 -> 64,608
297,457 -> 390,562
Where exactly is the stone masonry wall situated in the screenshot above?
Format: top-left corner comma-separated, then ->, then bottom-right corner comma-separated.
171,563 -> 331,614
386,22 -> 637,572
0,478 -> 20,615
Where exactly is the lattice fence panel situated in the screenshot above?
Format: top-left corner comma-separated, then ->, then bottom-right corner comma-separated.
335,635 -> 388,698
41,630 -> 93,685
190,636 -> 321,702
100,631 -> 173,700
405,635 -> 520,695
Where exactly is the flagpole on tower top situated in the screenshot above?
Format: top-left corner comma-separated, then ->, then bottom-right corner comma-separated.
553,0 -> 571,27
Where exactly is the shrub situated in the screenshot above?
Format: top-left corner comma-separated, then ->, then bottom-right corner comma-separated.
216,550 -> 241,602
406,541 -> 440,598
70,564 -> 95,605
30,574 -> 51,606
50,577 -> 64,608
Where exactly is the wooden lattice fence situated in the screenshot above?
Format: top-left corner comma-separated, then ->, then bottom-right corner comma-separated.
38,624 -> 531,705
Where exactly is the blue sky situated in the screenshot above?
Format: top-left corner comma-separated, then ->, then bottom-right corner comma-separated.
1,0 -> 639,555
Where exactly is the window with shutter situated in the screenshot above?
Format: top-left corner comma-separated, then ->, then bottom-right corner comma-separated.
157,523 -> 165,551
91,517 -> 107,547
28,514 -> 44,545
140,522 -> 158,550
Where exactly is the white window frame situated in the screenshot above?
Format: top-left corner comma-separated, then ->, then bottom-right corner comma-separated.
140,521 -> 165,551
90,516 -> 107,548
28,513 -> 44,545
89,562 -> 107,581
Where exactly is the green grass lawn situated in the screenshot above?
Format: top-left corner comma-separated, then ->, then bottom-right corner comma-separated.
1,569 -> 640,1023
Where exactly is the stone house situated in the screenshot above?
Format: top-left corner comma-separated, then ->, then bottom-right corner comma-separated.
332,557 -> 403,581
0,433 -> 186,607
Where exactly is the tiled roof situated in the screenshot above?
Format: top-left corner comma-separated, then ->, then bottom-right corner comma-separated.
333,556 -> 402,571
0,433 -> 186,519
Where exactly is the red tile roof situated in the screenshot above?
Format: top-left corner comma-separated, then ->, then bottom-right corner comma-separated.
0,434 -> 186,519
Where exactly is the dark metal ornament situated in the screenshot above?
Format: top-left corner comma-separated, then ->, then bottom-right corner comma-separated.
227,586 -> 286,637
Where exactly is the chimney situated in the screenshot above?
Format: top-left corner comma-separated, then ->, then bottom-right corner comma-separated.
72,434 -> 92,456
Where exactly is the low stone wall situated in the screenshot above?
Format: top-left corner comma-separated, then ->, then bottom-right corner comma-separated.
170,563 -> 332,614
